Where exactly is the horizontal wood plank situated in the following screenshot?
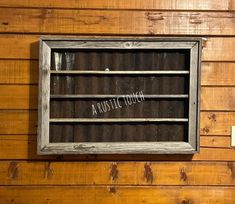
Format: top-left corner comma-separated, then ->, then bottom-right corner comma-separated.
0,35 -> 39,59
0,86 -> 234,110
0,85 -> 37,109
0,186 -> 234,204
1,9 -> 235,35
0,110 -> 37,134
201,62 -> 235,86
201,87 -> 235,111
0,161 -> 234,185
0,135 -> 37,160
0,60 -> 38,84
200,112 -> 235,136
1,61 -> 235,86
200,136 -> 231,148
0,35 -> 235,61
202,38 -> 235,61
0,0 -> 232,11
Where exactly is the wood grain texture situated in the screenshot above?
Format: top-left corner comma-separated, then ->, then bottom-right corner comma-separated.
231,0 -> 235,10
0,136 -> 34,160
201,87 -> 235,111
0,135 -> 42,160
0,186 -> 234,204
0,35 -> 235,61
201,62 -> 235,86
0,161 -> 234,185
0,110 -> 37,134
0,9 -> 235,35
200,112 -> 235,136
200,136 -> 231,148
202,38 -> 235,61
0,60 -> 38,84
0,85 -> 37,109
0,35 -> 39,59
0,0 -> 232,10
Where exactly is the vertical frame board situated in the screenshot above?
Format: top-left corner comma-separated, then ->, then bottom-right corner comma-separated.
38,39 -> 51,154
188,41 -> 201,152
38,37 -> 202,155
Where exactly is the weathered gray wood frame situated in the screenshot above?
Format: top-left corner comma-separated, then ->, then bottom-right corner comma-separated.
38,37 -> 201,155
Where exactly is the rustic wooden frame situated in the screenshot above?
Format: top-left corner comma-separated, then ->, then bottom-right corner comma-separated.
38,37 -> 202,155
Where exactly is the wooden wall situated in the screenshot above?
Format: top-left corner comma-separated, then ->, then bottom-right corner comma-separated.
0,0 -> 235,203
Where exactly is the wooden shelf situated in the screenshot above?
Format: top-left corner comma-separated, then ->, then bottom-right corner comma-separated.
50,70 -> 190,75
50,94 -> 189,99
49,118 -> 189,123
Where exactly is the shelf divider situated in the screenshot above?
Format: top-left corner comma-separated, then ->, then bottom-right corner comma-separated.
50,94 -> 189,99
49,118 -> 189,123
50,70 -> 190,75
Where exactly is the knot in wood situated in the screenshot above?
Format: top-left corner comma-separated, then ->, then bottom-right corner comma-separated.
180,168 -> 188,182
110,163 -> 118,181
44,162 -> 53,179
8,161 -> 18,180
144,163 -> 153,183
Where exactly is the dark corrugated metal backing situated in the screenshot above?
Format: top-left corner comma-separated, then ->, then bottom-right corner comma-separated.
50,49 -> 189,142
